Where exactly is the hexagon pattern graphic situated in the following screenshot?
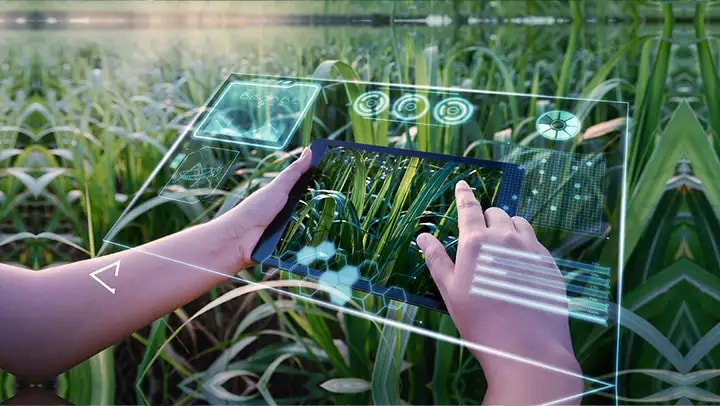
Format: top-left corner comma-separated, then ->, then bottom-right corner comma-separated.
290,240 -> 404,310
294,241 -> 360,306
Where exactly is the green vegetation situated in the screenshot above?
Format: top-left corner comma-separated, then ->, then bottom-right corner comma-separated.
1,0 -> 719,404
277,146 -> 503,295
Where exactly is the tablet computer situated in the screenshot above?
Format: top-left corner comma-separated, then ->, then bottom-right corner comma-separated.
252,139 -> 525,312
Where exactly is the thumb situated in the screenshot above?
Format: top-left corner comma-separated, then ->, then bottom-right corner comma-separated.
228,148 -> 311,219
416,233 -> 454,295
264,147 -> 313,194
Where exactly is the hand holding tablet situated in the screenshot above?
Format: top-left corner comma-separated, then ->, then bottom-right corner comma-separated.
213,147 -> 313,269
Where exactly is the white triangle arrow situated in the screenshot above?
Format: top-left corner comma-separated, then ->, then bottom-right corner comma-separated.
90,260 -> 121,295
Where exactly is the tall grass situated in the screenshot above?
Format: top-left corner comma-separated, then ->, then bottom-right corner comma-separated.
2,1 -> 719,404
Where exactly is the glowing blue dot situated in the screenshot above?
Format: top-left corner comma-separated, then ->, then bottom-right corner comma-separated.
539,170 -> 545,175
319,270 -> 340,287
586,161 -> 593,167
541,159 -> 547,164
574,183 -> 581,189
532,189 -> 539,195
315,241 -> 336,261
296,246 -> 318,265
511,195 -> 518,200
338,265 -> 360,285
502,205 -> 509,211
330,285 -> 352,306
574,195 -> 581,200
550,176 -> 557,181
550,205 -> 557,211
572,165 -> 578,171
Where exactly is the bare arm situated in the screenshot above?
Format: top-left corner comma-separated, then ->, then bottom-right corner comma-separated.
0,149 -> 311,383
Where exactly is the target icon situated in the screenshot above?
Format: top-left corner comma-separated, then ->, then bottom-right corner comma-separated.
353,91 -> 390,118
536,110 -> 582,141
391,94 -> 430,121
433,97 -> 474,126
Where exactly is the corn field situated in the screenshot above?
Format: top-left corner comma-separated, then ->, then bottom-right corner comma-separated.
0,0 -> 719,404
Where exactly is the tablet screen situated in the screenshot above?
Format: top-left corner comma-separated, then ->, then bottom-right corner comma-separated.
254,139 -> 524,311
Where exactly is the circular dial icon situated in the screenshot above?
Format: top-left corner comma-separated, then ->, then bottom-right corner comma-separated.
353,91 -> 390,118
391,94 -> 430,121
536,110 -> 582,141
433,97 -> 474,126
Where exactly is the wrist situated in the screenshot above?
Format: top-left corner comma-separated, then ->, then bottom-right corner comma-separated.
481,347 -> 583,405
188,221 -> 248,275
463,322 -> 576,370
474,341 -> 582,397
473,335 -> 579,370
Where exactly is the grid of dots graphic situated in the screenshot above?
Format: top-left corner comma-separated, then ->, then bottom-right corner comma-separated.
501,144 -> 606,235
497,162 -> 526,215
293,241 -> 406,312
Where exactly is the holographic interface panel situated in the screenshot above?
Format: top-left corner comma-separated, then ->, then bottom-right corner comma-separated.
192,80 -> 321,150
103,73 -> 629,405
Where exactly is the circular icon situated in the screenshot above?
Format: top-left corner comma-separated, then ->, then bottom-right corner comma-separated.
353,91 -> 390,118
391,94 -> 430,121
536,110 -> 582,141
433,97 -> 474,126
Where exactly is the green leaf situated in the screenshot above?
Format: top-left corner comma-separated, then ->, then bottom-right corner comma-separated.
604,102 -> 720,265
695,3 -> 720,145
135,279 -> 326,404
627,3 -> 673,186
58,349 -> 115,405
203,369 -> 259,403
348,149 -> 367,217
320,377 -> 372,394
312,60 -> 379,146
432,315 -> 458,405
577,259 -> 720,373
303,310 -> 349,374
257,353 -> 296,405
371,303 -> 418,405
134,316 -> 169,403
555,21 -> 580,100
579,35 -> 654,99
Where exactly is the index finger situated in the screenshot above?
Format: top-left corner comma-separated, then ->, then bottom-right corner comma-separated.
455,180 -> 486,237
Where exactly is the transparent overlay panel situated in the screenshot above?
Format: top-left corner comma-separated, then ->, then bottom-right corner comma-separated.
103,73 -> 629,405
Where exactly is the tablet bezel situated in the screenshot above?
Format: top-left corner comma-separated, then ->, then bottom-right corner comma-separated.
251,138 -> 525,313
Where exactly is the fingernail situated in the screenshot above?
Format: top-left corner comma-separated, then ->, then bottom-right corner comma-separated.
416,233 -> 428,247
300,148 -> 308,158
456,180 -> 469,189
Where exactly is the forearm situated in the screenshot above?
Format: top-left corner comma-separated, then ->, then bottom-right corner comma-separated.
0,221 -> 242,382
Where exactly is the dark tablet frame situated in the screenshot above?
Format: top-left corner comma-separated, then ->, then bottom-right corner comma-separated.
251,138 -> 525,313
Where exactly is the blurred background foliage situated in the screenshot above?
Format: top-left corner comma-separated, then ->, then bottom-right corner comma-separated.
0,0 -> 719,404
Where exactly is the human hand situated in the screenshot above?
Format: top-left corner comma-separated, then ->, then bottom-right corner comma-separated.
416,180 -> 582,402
208,147 -> 312,270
